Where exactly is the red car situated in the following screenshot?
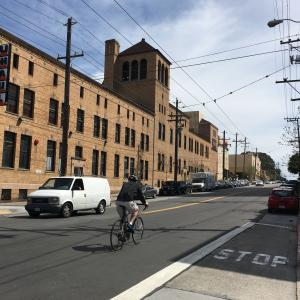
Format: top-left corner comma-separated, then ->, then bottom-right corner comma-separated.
268,187 -> 299,214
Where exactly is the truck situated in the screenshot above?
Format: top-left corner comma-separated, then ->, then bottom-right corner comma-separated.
190,172 -> 215,192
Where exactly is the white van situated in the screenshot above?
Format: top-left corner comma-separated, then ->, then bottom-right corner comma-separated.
25,177 -> 111,218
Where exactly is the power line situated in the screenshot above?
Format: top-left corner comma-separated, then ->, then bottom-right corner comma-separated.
171,49 -> 289,69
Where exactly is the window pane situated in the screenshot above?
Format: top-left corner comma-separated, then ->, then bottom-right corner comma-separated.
76,109 -> 84,132
2,131 -> 16,168
23,89 -> 35,118
19,135 -> 32,169
92,150 -> 99,176
49,99 -> 58,125
6,84 -> 19,114
46,140 -> 56,171
100,151 -> 107,176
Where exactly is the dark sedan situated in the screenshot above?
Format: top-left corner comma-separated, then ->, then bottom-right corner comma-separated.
142,185 -> 158,199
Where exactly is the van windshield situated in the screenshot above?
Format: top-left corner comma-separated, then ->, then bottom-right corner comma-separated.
40,178 -> 73,190
192,178 -> 205,183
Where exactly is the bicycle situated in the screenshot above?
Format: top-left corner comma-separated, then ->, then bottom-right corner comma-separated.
110,203 -> 146,251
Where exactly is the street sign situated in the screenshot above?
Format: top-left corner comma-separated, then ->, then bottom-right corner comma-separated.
0,43 -> 11,106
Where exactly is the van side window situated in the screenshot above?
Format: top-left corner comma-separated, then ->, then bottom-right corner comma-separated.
72,179 -> 84,190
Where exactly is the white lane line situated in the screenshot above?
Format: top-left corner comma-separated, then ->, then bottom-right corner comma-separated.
111,222 -> 255,300
255,222 -> 293,229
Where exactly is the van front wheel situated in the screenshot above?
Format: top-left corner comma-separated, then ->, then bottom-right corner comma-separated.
96,200 -> 106,215
61,203 -> 72,218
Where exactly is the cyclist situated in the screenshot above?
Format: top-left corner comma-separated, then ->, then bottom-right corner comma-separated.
116,174 -> 148,232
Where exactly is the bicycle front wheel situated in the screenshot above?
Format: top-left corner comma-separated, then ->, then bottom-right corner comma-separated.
110,220 -> 124,251
132,217 -> 144,245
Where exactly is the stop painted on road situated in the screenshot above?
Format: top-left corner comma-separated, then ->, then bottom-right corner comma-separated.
213,249 -> 288,267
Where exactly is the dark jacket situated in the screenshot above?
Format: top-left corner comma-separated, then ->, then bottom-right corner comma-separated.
117,181 -> 145,204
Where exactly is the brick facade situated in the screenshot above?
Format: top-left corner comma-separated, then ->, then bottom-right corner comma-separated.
0,28 -> 218,201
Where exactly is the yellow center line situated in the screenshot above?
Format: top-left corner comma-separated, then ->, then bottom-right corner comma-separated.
144,196 -> 224,215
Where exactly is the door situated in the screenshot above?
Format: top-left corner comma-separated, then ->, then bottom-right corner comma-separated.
71,179 -> 86,210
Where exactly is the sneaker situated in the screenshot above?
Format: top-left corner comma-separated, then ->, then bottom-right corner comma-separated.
127,223 -> 134,233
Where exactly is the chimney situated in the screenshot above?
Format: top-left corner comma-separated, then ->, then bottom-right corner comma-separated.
103,39 -> 120,89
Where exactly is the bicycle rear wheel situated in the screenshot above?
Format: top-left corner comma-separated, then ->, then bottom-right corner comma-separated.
132,217 -> 144,245
110,220 -> 124,251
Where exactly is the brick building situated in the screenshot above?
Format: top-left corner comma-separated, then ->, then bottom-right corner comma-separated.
0,27 -> 218,201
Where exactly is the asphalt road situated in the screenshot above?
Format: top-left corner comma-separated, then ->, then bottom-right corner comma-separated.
0,186 -> 272,300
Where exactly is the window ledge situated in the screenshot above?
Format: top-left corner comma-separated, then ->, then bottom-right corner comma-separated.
5,111 -> 19,117
0,166 -> 15,170
22,115 -> 34,121
18,168 -> 30,171
71,157 -> 86,161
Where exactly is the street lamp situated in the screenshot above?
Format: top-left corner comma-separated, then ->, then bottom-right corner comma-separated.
267,18 -> 300,27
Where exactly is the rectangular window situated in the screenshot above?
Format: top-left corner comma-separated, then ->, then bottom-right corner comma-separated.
125,127 -> 130,146
117,104 -> 120,114
114,154 -> 120,177
158,123 -> 162,140
161,154 -> 165,171
146,135 -> 149,152
76,109 -> 84,132
6,83 -> 19,114
96,94 -> 100,106
23,89 -> 35,118
200,144 -> 204,156
46,140 -> 56,171
1,189 -> 11,200
101,118 -> 108,139
130,157 -> 135,175
115,123 -> 121,143
19,134 -> 31,169
131,129 -> 135,147
158,153 -> 161,171
13,54 -> 19,69
80,86 -> 84,98
162,124 -> 165,141
140,133 -> 145,151
179,132 -> 182,148
93,116 -> 101,138
142,117 -> 144,125
169,156 -> 173,173
53,73 -> 58,86
49,98 -> 59,125
178,159 -> 181,174
170,128 -> 173,144
133,112 -> 135,121
184,135 -> 187,150
139,159 -> 144,180
75,146 -> 83,159
145,160 -> 149,180
19,189 -> 27,200
100,151 -> 107,176
147,119 -> 149,127
104,98 -> 108,109
2,131 -> 16,168
92,149 -> 99,176
127,109 -> 130,119
124,156 -> 129,178
28,61 -> 34,75
205,146 -> 209,158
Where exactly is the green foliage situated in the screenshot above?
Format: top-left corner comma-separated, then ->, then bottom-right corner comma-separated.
288,153 -> 300,174
258,152 -> 278,180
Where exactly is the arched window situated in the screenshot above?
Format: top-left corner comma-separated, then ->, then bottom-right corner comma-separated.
140,59 -> 147,80
122,61 -> 129,81
157,61 -> 161,81
164,68 -> 168,87
161,64 -> 165,83
131,60 -> 138,80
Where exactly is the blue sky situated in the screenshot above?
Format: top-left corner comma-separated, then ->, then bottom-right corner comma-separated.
1,0 -> 300,178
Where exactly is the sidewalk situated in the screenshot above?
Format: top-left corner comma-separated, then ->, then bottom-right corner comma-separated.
146,213 -> 298,300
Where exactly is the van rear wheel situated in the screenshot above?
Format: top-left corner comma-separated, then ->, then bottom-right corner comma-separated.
61,203 -> 72,218
96,200 -> 106,215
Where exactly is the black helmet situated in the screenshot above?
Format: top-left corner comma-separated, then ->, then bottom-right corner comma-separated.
128,174 -> 138,182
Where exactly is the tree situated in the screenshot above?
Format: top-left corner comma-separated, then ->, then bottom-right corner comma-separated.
258,152 -> 277,180
288,153 -> 300,174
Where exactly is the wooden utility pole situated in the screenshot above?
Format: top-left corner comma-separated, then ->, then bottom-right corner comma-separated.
58,17 -> 83,176
254,148 -> 258,180
242,137 -> 250,178
232,133 -> 243,178
222,131 -> 230,180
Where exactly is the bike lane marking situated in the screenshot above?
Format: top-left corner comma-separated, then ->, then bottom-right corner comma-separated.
111,222 -> 255,300
143,196 -> 224,215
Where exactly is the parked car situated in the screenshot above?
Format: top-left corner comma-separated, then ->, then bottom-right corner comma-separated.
268,186 -> 298,214
25,177 -> 111,218
142,185 -> 157,199
256,180 -> 264,186
159,181 -> 192,196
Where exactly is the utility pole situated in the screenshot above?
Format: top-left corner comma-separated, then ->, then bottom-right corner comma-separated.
232,133 -> 244,178
58,17 -> 84,176
168,98 -> 185,184
222,131 -> 230,180
285,117 -> 300,178
254,148 -> 258,181
242,137 -> 250,179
